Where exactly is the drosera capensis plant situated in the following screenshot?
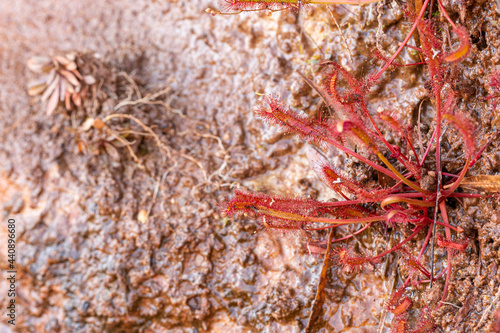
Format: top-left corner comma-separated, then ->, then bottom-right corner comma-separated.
214,0 -> 499,330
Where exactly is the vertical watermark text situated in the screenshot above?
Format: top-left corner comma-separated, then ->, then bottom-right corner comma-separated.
6,218 -> 16,326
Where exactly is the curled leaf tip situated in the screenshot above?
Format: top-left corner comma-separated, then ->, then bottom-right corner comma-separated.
444,26 -> 471,63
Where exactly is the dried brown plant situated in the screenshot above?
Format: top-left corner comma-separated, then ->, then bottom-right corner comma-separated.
27,53 -> 96,115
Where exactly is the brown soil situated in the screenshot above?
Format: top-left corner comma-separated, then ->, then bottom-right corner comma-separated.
0,0 -> 499,332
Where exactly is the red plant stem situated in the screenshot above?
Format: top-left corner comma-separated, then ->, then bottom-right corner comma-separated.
338,191 -> 350,201
414,261 -> 432,278
442,172 -> 459,178
402,43 -> 424,53
392,173 -> 427,192
404,133 -> 421,165
420,128 -> 438,167
421,267 -> 447,283
419,216 -> 460,232
315,223 -> 372,243
389,192 -> 425,198
399,219 -> 433,288
439,201 -> 453,305
417,100 -> 426,162
443,158 -> 471,196
437,0 -> 457,30
403,61 -> 427,66
382,197 -> 435,209
434,221 -> 459,232
373,226 -> 425,260
391,179 -> 405,191
336,116 -> 430,194
358,103 -> 420,174
376,152 -> 429,193
372,0 -> 430,81
321,133 -> 400,180
386,127 -> 422,171
402,276 -> 412,290
308,214 -> 386,225
418,222 -> 433,260
401,267 -> 448,291
429,46 -> 446,282
429,0 -> 435,19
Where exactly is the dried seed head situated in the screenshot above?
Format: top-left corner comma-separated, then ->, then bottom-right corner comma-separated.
27,53 -> 96,115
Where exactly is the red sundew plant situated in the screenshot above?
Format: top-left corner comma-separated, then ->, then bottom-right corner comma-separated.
216,0 -> 499,329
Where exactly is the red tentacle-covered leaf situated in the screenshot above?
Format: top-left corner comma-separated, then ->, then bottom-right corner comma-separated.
307,145 -> 392,202
409,12 -> 442,54
411,306 -> 437,332
386,285 -> 410,314
414,17 -> 444,91
255,96 -> 338,146
441,90 -> 456,115
323,62 -> 364,106
442,113 -> 476,157
225,188 -> 380,231
307,146 -> 364,196
378,113 -> 410,138
321,61 -> 380,118
329,206 -> 373,219
319,163 -> 361,195
336,120 -> 380,153
391,314 -> 409,333
333,245 -> 378,273
218,0 -> 298,13
372,49 -> 404,69
392,297 -> 412,316
317,161 -> 392,202
444,26 -> 471,63
226,188 -> 323,217
225,188 -> 330,230
399,247 -> 431,278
